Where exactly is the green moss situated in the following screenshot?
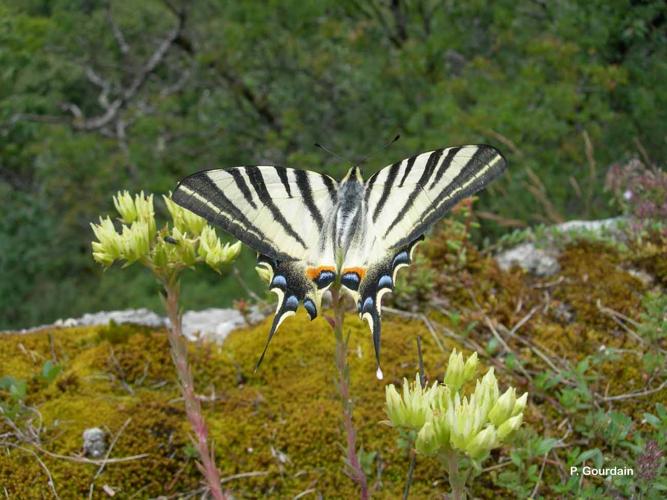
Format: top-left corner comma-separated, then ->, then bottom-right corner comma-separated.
1,236 -> 665,497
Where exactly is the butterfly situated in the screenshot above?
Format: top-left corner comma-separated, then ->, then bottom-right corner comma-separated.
173,145 -> 506,378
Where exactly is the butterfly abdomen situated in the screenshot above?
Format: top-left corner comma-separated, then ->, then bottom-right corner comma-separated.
333,174 -> 366,256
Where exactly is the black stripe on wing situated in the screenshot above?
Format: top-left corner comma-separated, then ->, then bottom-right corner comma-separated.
173,172 -> 294,260
372,160 -> 401,223
295,169 -> 324,228
394,145 -> 507,249
383,148 -> 444,236
275,166 -> 293,198
245,167 -> 308,249
398,155 -> 417,187
429,146 -> 461,189
228,169 -> 257,209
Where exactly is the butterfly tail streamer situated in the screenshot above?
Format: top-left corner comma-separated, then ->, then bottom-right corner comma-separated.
353,236 -> 425,379
254,256 -> 324,371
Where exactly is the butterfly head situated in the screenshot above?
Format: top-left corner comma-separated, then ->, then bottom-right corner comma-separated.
341,165 -> 364,184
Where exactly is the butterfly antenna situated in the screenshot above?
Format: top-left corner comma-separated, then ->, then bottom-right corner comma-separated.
354,133 -> 401,169
314,142 -> 353,166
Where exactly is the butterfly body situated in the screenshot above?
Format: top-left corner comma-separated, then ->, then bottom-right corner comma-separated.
173,145 -> 507,376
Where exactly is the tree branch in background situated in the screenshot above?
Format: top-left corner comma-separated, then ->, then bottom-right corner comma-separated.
106,5 -> 130,57
8,3 -> 189,139
68,8 -> 187,132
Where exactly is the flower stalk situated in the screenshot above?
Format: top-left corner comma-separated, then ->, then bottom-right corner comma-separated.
91,191 -> 241,499
163,279 -> 225,500
331,286 -> 369,500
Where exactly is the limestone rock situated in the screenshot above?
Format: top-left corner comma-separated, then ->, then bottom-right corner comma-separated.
83,427 -> 106,458
496,243 -> 560,276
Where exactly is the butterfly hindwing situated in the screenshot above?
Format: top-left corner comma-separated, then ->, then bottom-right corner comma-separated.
346,236 -> 424,379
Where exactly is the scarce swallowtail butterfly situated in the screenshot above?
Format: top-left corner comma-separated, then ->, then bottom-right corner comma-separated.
173,145 -> 506,378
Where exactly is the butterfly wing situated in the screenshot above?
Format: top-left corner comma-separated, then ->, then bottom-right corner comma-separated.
173,166 -> 338,261
341,145 -> 507,377
173,166 -> 338,367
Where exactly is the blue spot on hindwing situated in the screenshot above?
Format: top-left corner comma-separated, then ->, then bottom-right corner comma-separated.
341,272 -> 360,291
303,298 -> 317,319
315,270 -> 335,289
271,275 -> 287,288
392,251 -> 409,267
378,275 -> 393,289
285,295 -> 299,310
362,296 -> 374,313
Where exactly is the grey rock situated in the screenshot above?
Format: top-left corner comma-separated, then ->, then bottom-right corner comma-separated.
556,217 -> 626,236
83,427 -> 106,458
496,243 -> 560,276
495,217 -> 628,277
70,308 -> 166,328
179,307 -> 265,343
3,307 -> 267,343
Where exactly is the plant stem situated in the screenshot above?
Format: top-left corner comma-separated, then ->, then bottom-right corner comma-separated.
164,280 -> 226,500
403,445 -> 416,500
331,285 -> 369,500
445,450 -> 466,500
404,335 -> 423,500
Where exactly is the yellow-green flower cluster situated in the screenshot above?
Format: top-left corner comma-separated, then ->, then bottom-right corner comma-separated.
91,191 -> 241,278
385,349 -> 527,461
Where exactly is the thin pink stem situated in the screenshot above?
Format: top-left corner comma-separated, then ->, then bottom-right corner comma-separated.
331,286 -> 369,500
164,281 -> 227,500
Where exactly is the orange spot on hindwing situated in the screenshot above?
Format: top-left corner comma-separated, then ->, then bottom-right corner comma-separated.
341,267 -> 367,280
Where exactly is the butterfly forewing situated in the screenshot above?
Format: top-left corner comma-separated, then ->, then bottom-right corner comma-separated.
173,166 -> 338,262
365,145 -> 506,250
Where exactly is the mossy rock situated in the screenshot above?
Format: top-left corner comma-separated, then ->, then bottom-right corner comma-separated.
2,237 -> 665,498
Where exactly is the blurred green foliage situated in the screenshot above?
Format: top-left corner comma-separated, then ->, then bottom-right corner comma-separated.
1,0 -> 665,328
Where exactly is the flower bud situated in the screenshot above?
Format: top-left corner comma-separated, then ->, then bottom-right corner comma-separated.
488,387 -> 516,427
90,217 -> 122,266
512,392 -> 528,417
463,351 -> 478,382
164,193 -> 206,236
221,241 -> 242,263
385,374 -> 437,430
170,227 -> 197,267
465,425 -> 497,460
113,191 -> 137,224
444,349 -> 465,391
152,239 -> 169,270
120,221 -> 151,264
497,414 -> 523,441
432,384 -> 452,412
415,422 -> 439,456
255,263 -> 273,284
133,192 -> 156,237
430,414 -> 450,450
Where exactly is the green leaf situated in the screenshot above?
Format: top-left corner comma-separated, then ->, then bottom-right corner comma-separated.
643,412 -> 660,427
41,360 -> 62,383
534,438 -> 558,456
575,448 -> 603,469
